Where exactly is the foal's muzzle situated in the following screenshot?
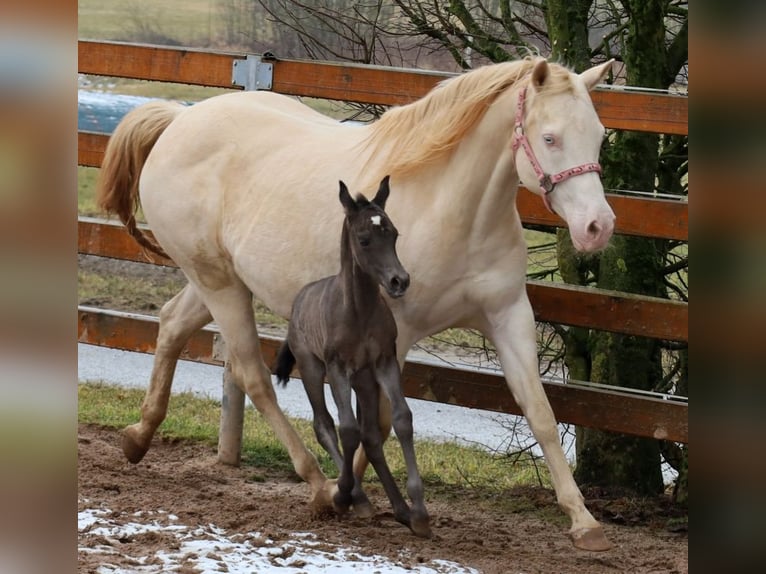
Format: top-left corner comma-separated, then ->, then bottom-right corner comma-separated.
387,273 -> 410,298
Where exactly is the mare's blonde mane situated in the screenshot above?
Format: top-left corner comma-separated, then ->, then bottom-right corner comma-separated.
361,57 -> 574,182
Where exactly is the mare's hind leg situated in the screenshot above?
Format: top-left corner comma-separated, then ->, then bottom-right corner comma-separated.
374,359 -> 431,538
122,283 -> 212,463
296,352 -> 374,517
194,279 -> 335,513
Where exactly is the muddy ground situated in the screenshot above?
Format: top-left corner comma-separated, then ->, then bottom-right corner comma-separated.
78,256 -> 687,572
78,424 -> 687,574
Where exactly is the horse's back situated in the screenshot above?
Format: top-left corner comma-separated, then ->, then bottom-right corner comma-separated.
145,91 -> 344,170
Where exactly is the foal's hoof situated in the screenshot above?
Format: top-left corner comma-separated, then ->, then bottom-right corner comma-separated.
570,526 -> 613,552
332,491 -> 353,516
410,515 -> 433,539
310,479 -> 338,516
352,499 -> 376,519
121,427 -> 149,464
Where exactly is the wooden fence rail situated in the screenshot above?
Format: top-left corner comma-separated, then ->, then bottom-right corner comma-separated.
77,306 -> 687,444
78,217 -> 687,342
77,40 -> 689,452
78,40 -> 689,136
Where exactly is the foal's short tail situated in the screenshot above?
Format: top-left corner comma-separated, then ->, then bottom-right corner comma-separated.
273,341 -> 296,387
96,101 -> 186,260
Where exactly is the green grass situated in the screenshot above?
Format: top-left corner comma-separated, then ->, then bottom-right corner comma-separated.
79,382 -> 553,495
78,167 -> 100,218
78,0 -> 218,45
78,268 -> 186,313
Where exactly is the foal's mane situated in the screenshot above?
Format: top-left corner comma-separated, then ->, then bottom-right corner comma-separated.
361,57 -> 574,181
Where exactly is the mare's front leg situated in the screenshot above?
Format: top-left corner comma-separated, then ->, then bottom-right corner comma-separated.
122,284 -> 212,463
375,358 -> 431,538
484,298 -> 612,551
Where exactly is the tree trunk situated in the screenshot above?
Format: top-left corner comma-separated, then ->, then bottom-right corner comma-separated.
547,0 -> 670,495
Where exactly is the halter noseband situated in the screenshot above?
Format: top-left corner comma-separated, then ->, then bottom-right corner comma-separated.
511,85 -> 602,213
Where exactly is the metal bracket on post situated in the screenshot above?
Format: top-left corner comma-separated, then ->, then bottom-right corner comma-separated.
231,55 -> 274,91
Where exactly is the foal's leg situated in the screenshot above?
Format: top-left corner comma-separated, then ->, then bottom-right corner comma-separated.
292,352 -> 342,469
353,368 -> 422,535
122,283 -> 212,463
194,279 -> 335,514
291,350 -> 374,513
352,380 -> 392,495
375,358 -> 431,538
325,362 -> 363,515
485,301 -> 612,551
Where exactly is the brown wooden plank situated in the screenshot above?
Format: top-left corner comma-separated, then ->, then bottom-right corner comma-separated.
78,131 -> 106,168
517,188 -> 688,241
78,41 -> 687,135
271,59 -> 444,106
591,89 -> 687,136
77,306 -> 687,443
400,360 -> 687,443
78,40 -> 240,89
78,217 -> 176,267
527,281 -> 688,342
78,306 -> 220,365
78,218 -> 687,341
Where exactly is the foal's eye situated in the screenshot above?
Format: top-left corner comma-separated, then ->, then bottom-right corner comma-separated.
543,134 -> 555,146
358,236 -> 371,247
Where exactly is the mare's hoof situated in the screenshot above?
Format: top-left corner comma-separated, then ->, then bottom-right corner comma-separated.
570,526 -> 613,552
309,480 -> 338,516
410,516 -> 432,538
121,427 -> 148,464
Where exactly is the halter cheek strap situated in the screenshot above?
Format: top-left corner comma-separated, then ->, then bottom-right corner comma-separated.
511,86 -> 602,213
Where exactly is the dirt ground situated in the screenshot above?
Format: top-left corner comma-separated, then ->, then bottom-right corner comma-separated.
78,423 -> 687,574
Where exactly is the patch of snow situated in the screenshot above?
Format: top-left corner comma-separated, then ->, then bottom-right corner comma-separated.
79,504 -> 480,574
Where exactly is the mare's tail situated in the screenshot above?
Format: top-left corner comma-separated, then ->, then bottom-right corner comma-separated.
96,101 -> 186,259
273,341 -> 296,387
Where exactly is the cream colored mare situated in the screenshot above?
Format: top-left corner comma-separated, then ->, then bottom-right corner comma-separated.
97,57 -> 615,551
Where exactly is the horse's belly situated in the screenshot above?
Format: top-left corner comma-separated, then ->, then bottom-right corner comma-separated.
138,93 -> 368,314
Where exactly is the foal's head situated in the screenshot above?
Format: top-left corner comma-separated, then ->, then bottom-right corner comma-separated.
339,176 -> 410,298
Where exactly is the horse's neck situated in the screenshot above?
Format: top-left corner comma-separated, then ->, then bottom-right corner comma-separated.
338,224 -> 379,317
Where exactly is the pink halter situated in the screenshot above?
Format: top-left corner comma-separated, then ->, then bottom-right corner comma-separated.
511,85 -> 602,213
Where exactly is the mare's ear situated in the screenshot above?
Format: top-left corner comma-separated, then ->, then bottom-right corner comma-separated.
530,58 -> 549,91
372,175 -> 391,210
580,59 -> 614,91
339,180 -> 357,213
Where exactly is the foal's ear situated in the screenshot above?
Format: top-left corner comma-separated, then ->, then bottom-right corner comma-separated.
530,58 -> 550,91
339,180 -> 357,213
372,175 -> 391,210
579,59 -> 614,91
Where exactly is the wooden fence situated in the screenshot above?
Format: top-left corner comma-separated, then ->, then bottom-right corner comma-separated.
77,40 -> 688,456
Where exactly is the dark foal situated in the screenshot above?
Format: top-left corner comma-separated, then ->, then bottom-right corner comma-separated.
273,176 -> 431,538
